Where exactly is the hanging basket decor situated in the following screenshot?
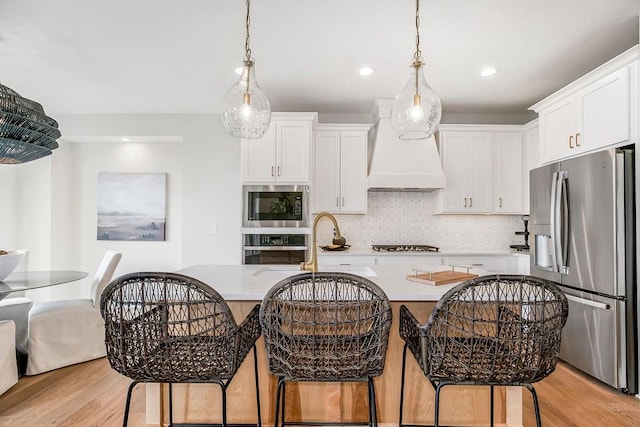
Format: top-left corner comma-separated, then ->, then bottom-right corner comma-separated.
0,83 -> 60,164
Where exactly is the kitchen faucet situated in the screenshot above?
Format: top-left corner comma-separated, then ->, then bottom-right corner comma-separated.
300,211 -> 345,273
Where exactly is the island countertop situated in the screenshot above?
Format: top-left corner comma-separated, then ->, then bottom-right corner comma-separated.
177,263 -> 488,301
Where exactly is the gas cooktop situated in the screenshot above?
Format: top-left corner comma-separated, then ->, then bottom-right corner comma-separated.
371,244 -> 440,253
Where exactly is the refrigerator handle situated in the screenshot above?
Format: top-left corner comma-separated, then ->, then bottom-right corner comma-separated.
550,171 -> 559,272
558,171 -> 570,274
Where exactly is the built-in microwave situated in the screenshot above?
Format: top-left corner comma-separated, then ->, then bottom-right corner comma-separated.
242,185 -> 310,228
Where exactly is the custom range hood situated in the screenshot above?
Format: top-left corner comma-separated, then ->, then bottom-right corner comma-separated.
367,99 -> 446,191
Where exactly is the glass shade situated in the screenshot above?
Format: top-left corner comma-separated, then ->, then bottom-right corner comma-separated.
222,60 -> 271,139
391,62 -> 441,140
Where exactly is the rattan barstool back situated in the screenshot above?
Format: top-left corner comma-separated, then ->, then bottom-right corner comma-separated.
100,272 -> 262,427
260,272 -> 392,427
398,274 -> 569,427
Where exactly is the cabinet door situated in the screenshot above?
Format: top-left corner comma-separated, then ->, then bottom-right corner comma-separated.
539,99 -> 576,163
313,131 -> 341,212
493,132 -> 524,213
339,131 -> 368,213
578,66 -> 630,152
276,121 -> 311,182
467,134 -> 492,213
440,132 -> 470,212
241,123 -> 277,183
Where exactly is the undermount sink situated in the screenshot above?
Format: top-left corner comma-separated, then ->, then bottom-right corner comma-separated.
252,265 -> 377,277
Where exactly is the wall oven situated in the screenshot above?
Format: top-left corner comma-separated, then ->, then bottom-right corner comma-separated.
242,185 -> 310,228
243,233 -> 308,265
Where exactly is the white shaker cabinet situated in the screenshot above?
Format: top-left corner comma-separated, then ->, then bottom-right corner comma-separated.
531,46 -> 638,164
313,124 -> 370,214
493,132 -> 525,214
439,131 -> 493,213
241,112 -> 317,183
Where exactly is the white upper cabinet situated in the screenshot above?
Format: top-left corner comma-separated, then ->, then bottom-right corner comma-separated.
493,132 -> 525,214
439,125 -> 528,215
439,130 -> 492,213
241,112 -> 317,183
313,124 -> 370,214
531,46 -> 638,164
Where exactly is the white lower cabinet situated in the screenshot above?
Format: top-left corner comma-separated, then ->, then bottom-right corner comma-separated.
375,256 -> 445,267
318,255 -> 375,266
313,125 -> 370,214
444,255 -> 511,274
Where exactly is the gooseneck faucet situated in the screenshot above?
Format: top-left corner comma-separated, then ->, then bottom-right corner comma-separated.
300,211 -> 345,273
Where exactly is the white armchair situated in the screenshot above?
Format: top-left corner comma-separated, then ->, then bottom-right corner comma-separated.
0,296 -> 33,374
0,320 -> 18,395
25,250 -> 122,375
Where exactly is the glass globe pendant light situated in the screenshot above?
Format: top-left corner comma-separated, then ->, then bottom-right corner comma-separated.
391,0 -> 441,140
222,0 -> 271,139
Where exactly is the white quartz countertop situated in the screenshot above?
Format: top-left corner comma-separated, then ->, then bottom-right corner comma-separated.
177,263 -> 496,302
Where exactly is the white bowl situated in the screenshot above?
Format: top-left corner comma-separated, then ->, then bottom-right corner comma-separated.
0,250 -> 27,281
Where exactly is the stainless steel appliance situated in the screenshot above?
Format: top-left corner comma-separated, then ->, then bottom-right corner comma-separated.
243,233 -> 308,264
372,244 -> 440,252
242,185 -> 309,228
530,146 -> 636,393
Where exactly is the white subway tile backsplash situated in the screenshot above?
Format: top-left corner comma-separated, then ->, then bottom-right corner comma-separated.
315,192 -> 525,253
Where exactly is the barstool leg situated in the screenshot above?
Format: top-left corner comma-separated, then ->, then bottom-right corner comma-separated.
122,380 -> 139,427
399,343 -> 408,427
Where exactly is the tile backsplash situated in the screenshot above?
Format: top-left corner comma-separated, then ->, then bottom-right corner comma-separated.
315,192 -> 526,253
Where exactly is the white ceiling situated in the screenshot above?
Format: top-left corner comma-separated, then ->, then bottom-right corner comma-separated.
1,0 -> 639,124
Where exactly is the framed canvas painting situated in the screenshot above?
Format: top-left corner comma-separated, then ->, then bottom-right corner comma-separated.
97,172 -> 167,241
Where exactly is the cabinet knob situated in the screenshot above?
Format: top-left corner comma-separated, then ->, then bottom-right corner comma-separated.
575,133 -> 581,147
569,135 -> 574,149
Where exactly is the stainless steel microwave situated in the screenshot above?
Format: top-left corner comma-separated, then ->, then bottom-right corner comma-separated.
242,185 -> 310,228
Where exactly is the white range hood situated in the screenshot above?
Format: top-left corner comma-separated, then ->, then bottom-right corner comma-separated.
367,99 -> 446,191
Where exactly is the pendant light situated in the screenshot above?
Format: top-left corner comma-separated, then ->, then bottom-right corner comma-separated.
222,0 -> 271,139
391,0 -> 441,140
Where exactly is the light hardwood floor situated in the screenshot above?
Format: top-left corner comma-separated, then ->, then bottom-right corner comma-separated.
1,358 -> 639,427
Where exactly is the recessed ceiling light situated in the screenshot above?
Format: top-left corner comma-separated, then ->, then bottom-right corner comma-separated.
359,66 -> 374,76
234,66 -> 243,75
480,67 -> 498,77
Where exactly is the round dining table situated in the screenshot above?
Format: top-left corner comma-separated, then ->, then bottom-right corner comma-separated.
0,270 -> 89,300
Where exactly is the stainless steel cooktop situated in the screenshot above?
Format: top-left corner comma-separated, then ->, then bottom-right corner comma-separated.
371,244 -> 440,253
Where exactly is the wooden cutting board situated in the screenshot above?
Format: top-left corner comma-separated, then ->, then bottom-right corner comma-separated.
406,269 -> 478,286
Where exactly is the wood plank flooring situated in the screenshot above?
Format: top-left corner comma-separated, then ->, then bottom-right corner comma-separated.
1,358 -> 639,426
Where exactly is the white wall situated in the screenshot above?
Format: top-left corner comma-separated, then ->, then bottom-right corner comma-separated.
5,113 -> 241,300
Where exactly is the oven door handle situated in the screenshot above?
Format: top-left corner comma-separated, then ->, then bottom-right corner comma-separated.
243,246 -> 308,251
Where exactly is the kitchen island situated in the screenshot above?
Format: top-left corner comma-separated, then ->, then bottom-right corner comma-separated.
144,264 -> 524,427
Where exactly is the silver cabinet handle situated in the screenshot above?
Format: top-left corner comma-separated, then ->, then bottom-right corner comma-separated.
469,197 -> 473,208
271,166 -> 274,176
565,294 -> 610,310
342,197 -> 345,207
277,166 -> 281,176
499,197 -> 503,208
336,197 -> 339,207
569,135 -> 574,149
464,198 -> 467,207
575,133 -> 581,147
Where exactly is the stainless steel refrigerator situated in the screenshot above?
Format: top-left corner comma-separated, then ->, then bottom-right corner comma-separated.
530,145 -> 637,394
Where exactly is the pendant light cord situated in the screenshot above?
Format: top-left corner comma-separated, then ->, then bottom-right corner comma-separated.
244,0 -> 252,61
413,0 -> 422,64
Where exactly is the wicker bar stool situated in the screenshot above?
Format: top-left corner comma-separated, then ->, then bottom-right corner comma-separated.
100,272 -> 262,427
398,274 -> 568,427
260,272 -> 392,427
